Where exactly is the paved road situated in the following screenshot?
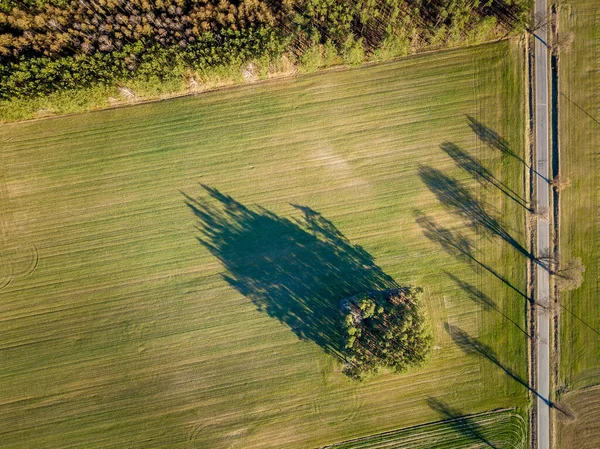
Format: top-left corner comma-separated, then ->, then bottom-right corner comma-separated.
534,0 -> 551,446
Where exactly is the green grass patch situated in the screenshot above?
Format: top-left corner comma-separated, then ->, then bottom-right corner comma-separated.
0,41 -> 528,448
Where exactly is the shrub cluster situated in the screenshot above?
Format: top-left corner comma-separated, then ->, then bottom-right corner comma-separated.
0,0 -> 530,100
341,287 -> 432,379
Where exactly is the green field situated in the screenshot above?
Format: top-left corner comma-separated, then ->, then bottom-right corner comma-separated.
557,0 -> 600,445
323,409 -> 525,448
557,0 -> 600,390
0,41 -> 528,448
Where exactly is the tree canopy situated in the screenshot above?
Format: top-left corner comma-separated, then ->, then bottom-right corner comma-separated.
341,287 -> 432,379
0,0 -> 530,100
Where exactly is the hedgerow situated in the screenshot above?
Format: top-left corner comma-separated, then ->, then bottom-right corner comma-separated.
0,0 -> 530,101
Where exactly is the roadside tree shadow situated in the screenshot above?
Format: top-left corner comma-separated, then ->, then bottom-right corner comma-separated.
445,323 -> 552,407
444,271 -> 530,336
427,398 -> 499,448
467,115 -> 547,182
183,185 -> 397,358
418,165 -> 531,259
467,116 -> 525,165
440,142 -> 530,210
413,212 -> 529,301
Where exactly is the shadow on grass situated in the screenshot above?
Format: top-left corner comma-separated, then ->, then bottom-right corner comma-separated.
560,92 -> 600,127
445,323 -> 551,407
426,398 -> 499,449
183,185 -> 397,358
467,115 -> 548,182
559,303 -> 600,338
418,165 -> 531,259
440,142 -> 531,210
444,271 -> 530,337
414,211 -> 529,301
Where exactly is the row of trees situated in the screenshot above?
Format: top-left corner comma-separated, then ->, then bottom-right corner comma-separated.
0,0 -> 530,100
341,287 -> 432,379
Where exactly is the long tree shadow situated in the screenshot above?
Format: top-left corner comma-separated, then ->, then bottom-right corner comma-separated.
183,185 -> 397,357
426,398 -> 499,449
445,323 -> 552,407
418,165 -> 531,259
444,271 -> 530,337
440,142 -> 531,210
467,115 -> 548,182
467,116 -> 525,165
414,211 -> 529,301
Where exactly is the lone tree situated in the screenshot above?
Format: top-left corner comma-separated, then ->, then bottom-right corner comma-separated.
537,250 -> 586,291
555,258 -> 586,291
550,174 -> 571,192
341,287 -> 432,379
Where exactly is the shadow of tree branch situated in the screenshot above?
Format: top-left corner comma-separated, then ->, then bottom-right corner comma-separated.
444,271 -> 531,337
440,142 -> 531,211
467,115 -> 548,183
414,211 -> 530,302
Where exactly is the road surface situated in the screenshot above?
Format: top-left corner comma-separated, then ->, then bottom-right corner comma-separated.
534,0 -> 551,447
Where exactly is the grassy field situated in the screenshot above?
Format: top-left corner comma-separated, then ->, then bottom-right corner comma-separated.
0,41 -> 528,448
556,0 -> 600,445
557,386 -> 600,449
323,409 -> 525,448
557,0 -> 600,390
